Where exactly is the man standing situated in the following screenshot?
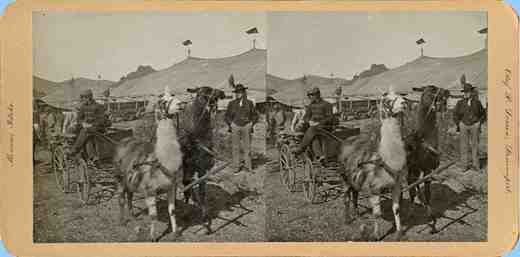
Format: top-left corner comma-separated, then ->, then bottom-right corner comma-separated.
68,89 -> 109,158
453,83 -> 486,171
225,84 -> 259,173
266,101 -> 287,143
292,87 -> 334,157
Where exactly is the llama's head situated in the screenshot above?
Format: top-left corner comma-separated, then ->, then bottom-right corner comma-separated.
381,90 -> 407,116
187,86 -> 226,112
157,86 -> 184,119
413,85 -> 451,114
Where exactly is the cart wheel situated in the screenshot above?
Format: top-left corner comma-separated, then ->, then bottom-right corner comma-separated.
76,158 -> 91,204
286,152 -> 297,192
302,155 -> 318,203
52,144 -> 69,192
278,144 -> 290,186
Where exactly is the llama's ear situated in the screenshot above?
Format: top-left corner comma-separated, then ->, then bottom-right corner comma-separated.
460,74 -> 466,85
388,85 -> 395,95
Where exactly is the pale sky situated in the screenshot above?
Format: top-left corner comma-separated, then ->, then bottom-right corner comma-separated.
33,12 -> 266,82
268,12 -> 487,80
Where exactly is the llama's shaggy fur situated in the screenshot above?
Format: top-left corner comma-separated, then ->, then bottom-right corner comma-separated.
379,117 -> 406,172
155,118 -> 183,177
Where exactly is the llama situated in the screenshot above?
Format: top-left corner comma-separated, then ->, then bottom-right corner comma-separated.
406,85 -> 449,223
114,85 -> 225,241
113,87 -> 184,241
339,89 -> 408,241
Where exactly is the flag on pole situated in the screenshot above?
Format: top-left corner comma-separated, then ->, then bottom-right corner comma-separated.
246,27 -> 258,34
228,74 -> 236,89
182,40 -> 192,46
478,27 -> 488,34
416,38 -> 425,45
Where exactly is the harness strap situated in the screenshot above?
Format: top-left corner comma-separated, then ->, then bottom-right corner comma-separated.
356,157 -> 401,178
132,159 -> 174,179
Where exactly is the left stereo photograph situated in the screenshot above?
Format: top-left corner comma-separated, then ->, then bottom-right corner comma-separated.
32,11 -> 267,243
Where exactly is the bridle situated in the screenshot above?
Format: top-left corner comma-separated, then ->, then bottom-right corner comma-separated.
158,88 -> 222,141
135,89 -> 222,175
423,87 -> 442,118
380,95 -> 402,119
157,97 -> 178,120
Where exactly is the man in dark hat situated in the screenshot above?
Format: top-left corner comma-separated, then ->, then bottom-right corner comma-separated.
293,87 -> 334,157
225,84 -> 259,173
68,89 -> 109,158
266,98 -> 287,142
453,83 -> 486,171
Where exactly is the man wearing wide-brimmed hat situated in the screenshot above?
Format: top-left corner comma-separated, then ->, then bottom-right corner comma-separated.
292,87 -> 334,157
68,89 -> 110,158
225,84 -> 259,173
266,97 -> 287,143
453,82 -> 486,172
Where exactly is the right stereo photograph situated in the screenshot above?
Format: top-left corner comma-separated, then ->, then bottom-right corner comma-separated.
264,11 -> 488,242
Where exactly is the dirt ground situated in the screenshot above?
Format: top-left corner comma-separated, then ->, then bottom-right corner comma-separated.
265,118 -> 488,242
33,120 -> 268,243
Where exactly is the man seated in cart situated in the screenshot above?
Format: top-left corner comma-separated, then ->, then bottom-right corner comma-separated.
67,89 -> 111,159
292,87 -> 335,159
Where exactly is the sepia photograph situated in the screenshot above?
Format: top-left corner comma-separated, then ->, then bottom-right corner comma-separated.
32,11 -> 267,242
0,0 -> 517,256
265,12 -> 488,242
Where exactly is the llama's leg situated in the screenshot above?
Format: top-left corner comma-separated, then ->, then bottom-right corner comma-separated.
183,179 -> 192,204
144,194 -> 159,241
368,194 -> 381,240
127,191 -> 134,217
392,184 -> 404,240
167,184 -> 178,237
345,188 -> 360,224
352,189 -> 360,218
199,180 -> 212,234
183,167 -> 193,204
198,180 -> 208,220
424,179 -> 439,234
118,185 -> 128,225
424,179 -> 432,218
343,186 -> 352,224
407,174 -> 417,219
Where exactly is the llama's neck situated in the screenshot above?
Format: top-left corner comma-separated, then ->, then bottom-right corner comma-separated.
378,117 -> 406,171
155,118 -> 183,173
